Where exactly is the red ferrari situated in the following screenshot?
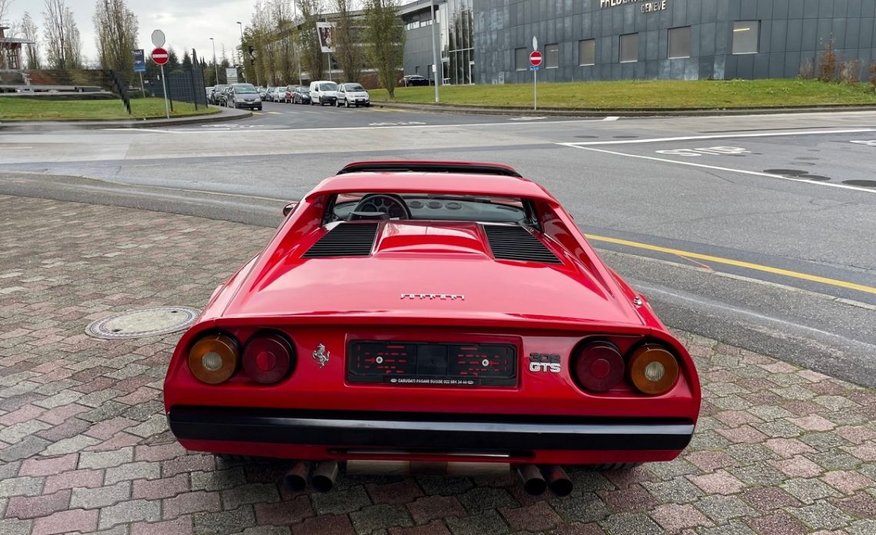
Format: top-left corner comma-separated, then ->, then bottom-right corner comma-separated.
164,161 -> 701,495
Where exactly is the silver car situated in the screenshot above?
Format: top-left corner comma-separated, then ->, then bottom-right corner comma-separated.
336,83 -> 370,108
270,86 -> 288,103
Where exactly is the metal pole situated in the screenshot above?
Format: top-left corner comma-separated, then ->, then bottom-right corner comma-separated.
160,64 -> 170,118
430,0 -> 440,102
139,72 -> 144,97
237,22 -> 245,82
533,69 -> 537,111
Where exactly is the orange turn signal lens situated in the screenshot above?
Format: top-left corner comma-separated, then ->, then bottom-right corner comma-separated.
628,344 -> 679,395
188,333 -> 239,384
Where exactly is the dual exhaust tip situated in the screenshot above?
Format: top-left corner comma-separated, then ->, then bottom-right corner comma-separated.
283,460 -> 572,496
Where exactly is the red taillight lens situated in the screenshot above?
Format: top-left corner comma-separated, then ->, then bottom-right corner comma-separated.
628,344 -> 679,395
188,333 -> 239,384
242,333 -> 295,384
573,341 -> 625,392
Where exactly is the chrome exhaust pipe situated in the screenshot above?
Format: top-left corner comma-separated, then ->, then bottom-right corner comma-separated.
517,464 -> 547,496
283,461 -> 309,492
543,465 -> 573,496
311,461 -> 339,493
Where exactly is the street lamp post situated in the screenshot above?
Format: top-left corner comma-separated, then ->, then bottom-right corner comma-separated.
209,37 -> 219,88
237,21 -> 245,82
430,0 -> 440,102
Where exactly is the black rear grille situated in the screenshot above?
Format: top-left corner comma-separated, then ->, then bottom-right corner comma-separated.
483,225 -> 561,264
303,223 -> 378,258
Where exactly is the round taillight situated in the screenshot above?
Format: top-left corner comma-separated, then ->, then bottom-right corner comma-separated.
628,344 -> 679,395
188,333 -> 239,384
573,341 -> 625,392
242,333 -> 295,384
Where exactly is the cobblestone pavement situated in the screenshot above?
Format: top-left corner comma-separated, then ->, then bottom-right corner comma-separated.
1,195 -> 875,535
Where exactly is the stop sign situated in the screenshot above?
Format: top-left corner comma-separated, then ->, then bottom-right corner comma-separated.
152,47 -> 169,65
529,50 -> 543,67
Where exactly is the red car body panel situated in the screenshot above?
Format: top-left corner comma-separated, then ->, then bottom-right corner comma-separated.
164,161 -> 701,467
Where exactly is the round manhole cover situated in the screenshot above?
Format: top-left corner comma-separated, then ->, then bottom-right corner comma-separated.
86,306 -> 201,339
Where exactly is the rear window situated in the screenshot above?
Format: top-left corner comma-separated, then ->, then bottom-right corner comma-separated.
330,193 -> 527,224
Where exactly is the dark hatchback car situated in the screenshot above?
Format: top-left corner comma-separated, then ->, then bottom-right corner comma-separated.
399,74 -> 429,87
209,84 -> 228,105
291,86 -> 311,104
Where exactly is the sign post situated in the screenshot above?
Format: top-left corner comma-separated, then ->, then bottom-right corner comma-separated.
132,49 -> 145,98
529,49 -> 542,112
151,46 -> 170,119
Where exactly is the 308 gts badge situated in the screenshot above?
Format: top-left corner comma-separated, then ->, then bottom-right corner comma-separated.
529,353 -> 561,373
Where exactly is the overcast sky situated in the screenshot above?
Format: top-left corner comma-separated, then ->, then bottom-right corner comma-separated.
6,0 -> 261,66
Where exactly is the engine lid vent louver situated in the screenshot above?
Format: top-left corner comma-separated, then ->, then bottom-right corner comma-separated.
303,223 -> 379,258
484,225 -> 562,264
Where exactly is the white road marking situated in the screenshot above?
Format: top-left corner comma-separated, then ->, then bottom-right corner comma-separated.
603,116 -> 620,121
850,139 -> 876,147
655,146 -> 751,157
562,128 -> 876,146
510,116 -> 547,121
560,144 -> 876,194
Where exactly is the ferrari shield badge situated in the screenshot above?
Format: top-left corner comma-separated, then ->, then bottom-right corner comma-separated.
312,343 -> 330,368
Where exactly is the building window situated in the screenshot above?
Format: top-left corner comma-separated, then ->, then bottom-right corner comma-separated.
732,21 -> 759,55
515,47 -> 529,71
578,39 -> 596,66
668,27 -> 691,59
620,33 -> 638,63
545,44 -> 559,68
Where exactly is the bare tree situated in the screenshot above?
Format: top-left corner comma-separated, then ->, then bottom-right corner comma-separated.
333,0 -> 362,82
93,0 -> 138,77
21,11 -> 40,69
43,0 -> 82,69
0,0 -> 13,25
297,0 -> 324,80
364,0 -> 403,96
270,0 -> 294,83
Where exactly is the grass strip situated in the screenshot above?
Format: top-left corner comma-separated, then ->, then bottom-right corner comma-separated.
0,97 -> 219,121
371,79 -> 876,109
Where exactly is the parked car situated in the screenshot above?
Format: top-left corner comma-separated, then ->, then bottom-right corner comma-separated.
205,86 -> 214,99
399,74 -> 429,87
336,83 -> 370,108
226,83 -> 262,110
164,160 -> 701,496
291,86 -> 311,104
209,84 -> 228,105
269,86 -> 287,103
258,87 -> 268,99
309,80 -> 338,106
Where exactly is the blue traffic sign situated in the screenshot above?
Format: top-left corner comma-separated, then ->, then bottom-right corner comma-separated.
133,49 -> 146,73
530,65 -> 540,71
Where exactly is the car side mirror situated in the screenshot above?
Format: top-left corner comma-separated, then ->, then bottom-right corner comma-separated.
282,202 -> 299,217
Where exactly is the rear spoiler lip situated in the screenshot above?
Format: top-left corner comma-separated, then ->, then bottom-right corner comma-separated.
337,160 -> 524,178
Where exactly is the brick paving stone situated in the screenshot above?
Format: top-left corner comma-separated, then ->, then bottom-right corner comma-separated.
457,486 -> 518,514
747,510 -> 809,535
162,454 -> 216,478
821,470 -> 874,495
598,512 -> 662,535
549,523 -> 606,535
104,461 -> 161,485
781,478 -> 842,504
253,495 -> 313,525
642,477 -> 704,504
311,485 -> 372,515
694,494 -> 757,523
550,493 -> 610,524
350,503 -> 414,533
77,447 -> 134,470
291,513 -> 354,535
445,510 -> 509,535
43,468 -> 104,494
18,453 -> 78,476
31,508 -> 99,535
684,451 -> 736,472
70,482 -> 131,510
406,495 -> 466,524
650,503 -> 713,531
0,436 -> 51,462
499,502 -> 562,532
367,479 -> 425,505
770,455 -> 824,478
191,467 -> 248,492
687,471 -> 745,495
830,492 -> 876,518
135,442 -> 186,462
131,516 -> 193,535
598,484 -> 657,512
4,489 -> 71,519
132,473 -> 190,500
222,483 -> 281,510
0,476 -> 43,498
0,517 -> 32,535
389,519 -> 452,535
163,490 -> 222,519
739,486 -> 802,512
97,498 -> 161,529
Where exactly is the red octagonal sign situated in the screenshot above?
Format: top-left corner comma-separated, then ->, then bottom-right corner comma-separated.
529,50 -> 543,67
152,47 -> 169,65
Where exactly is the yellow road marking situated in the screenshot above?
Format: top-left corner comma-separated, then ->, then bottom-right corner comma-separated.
586,234 -> 876,296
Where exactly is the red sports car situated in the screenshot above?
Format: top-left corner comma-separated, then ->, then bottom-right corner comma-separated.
164,161 -> 701,495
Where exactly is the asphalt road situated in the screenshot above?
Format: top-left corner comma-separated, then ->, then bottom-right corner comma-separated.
1,103 -> 874,386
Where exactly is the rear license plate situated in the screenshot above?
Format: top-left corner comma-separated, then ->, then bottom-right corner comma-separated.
347,341 -> 517,387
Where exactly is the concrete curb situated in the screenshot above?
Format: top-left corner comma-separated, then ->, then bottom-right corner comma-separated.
0,106 -> 252,131
373,101 -> 876,118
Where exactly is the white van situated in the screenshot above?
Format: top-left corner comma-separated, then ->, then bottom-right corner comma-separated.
309,80 -> 339,106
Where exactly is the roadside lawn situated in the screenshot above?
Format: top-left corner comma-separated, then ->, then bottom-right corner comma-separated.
372,79 -> 876,109
0,97 -> 219,121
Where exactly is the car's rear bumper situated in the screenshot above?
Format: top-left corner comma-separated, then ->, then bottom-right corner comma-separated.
168,406 -> 695,453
